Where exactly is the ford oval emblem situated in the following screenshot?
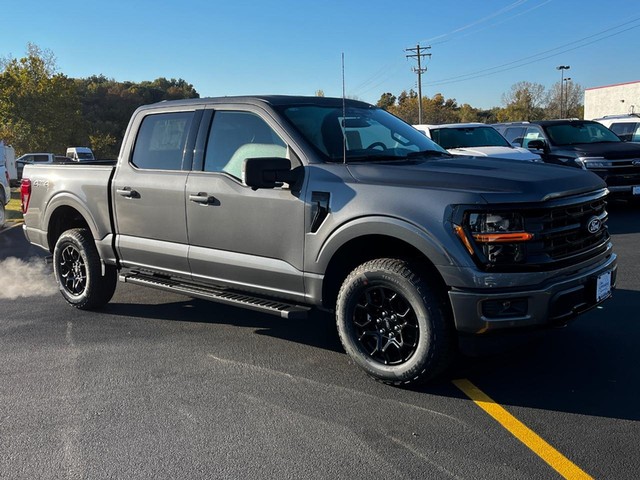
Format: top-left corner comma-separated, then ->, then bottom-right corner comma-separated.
634,160 -> 640,166
587,217 -> 602,234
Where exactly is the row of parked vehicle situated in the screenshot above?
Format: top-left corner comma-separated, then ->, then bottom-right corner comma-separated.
1,146 -> 96,227
414,113 -> 640,201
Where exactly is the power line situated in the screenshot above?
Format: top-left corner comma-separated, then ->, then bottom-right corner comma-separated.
430,0 -> 553,46
421,0 -> 530,44
425,17 -> 640,87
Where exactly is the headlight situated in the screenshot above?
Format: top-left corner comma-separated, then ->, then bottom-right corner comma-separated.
454,212 -> 533,266
579,157 -> 612,169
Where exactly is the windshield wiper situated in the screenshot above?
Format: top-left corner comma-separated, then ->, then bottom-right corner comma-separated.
406,150 -> 453,158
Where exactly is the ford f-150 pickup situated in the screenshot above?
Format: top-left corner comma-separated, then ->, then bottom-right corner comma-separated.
21,96 -> 617,386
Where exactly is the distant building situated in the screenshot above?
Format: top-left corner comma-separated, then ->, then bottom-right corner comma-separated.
584,80 -> 640,119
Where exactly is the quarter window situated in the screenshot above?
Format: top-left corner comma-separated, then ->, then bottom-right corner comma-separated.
131,111 -> 194,170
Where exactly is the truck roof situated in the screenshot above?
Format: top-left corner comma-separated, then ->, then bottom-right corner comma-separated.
137,95 -> 374,111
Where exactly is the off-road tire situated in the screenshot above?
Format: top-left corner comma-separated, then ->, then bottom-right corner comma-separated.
336,258 -> 455,386
53,228 -> 117,310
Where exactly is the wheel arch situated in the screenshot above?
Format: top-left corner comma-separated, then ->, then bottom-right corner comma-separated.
44,194 -> 102,252
317,217 -> 453,310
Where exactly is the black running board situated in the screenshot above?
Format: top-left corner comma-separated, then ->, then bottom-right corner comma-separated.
119,272 -> 310,319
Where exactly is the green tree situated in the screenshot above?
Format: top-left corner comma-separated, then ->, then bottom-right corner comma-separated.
546,81 -> 584,119
499,81 -> 546,122
75,75 -> 199,157
0,43 -> 83,155
376,92 -> 396,110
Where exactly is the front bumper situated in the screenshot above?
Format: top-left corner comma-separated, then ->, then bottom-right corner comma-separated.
448,252 -> 617,334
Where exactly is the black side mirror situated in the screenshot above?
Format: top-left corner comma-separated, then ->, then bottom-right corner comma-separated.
527,139 -> 546,151
243,157 -> 298,190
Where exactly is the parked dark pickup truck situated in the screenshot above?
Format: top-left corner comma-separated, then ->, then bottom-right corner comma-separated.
493,120 -> 640,200
21,96 -> 616,386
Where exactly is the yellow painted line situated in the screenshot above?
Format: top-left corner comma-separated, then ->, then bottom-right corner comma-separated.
452,378 -> 593,480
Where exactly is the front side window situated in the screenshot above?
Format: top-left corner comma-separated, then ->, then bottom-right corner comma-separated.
503,127 -> 526,146
279,105 -> 447,162
522,127 -> 546,148
610,122 -> 640,142
204,111 -> 287,179
131,111 -> 194,170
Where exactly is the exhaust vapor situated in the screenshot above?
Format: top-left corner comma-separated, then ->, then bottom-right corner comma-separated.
0,257 -> 58,299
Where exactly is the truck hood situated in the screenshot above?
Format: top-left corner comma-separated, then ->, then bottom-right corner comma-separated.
448,146 -> 541,161
554,141 -> 640,159
346,156 -> 606,204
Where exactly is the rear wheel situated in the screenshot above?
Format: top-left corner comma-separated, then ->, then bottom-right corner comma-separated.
53,228 -> 117,309
0,202 -> 5,228
336,258 -> 455,386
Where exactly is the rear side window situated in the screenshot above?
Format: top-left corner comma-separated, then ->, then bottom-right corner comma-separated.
132,111 -> 194,170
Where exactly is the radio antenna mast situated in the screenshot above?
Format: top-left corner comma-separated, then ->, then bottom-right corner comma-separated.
342,52 -> 347,165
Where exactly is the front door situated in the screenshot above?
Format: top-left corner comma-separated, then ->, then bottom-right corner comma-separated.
185,108 -> 306,301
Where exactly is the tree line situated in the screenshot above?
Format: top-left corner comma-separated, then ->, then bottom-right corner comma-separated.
376,80 -> 584,125
1,44 -> 585,158
0,44 -> 198,158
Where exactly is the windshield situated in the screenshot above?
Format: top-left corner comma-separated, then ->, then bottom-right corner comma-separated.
77,152 -> 94,160
278,104 -> 448,162
544,122 -> 621,146
431,126 -> 510,149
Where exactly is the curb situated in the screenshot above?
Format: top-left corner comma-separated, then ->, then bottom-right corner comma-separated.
0,222 -> 23,234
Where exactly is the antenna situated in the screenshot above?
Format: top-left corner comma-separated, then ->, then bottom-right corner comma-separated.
342,52 -> 346,165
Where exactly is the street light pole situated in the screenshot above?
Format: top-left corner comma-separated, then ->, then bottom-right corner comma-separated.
556,65 -> 570,118
563,77 -> 572,118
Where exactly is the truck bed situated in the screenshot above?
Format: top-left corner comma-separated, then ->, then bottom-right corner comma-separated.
22,163 -> 116,253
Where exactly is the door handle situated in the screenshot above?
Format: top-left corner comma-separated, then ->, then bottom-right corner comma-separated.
189,193 -> 217,205
116,187 -> 139,198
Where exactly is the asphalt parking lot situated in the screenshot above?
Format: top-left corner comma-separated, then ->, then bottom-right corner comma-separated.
0,201 -> 638,479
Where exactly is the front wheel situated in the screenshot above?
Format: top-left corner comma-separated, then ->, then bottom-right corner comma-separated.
53,228 -> 117,310
336,258 -> 455,386
0,202 -> 5,228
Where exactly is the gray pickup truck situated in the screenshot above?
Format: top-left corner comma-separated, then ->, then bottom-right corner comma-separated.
21,96 -> 617,386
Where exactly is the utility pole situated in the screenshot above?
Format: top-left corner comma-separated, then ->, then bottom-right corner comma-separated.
406,44 -> 431,124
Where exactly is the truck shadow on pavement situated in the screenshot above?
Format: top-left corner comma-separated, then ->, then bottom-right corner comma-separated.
104,293 -> 344,354
443,287 -> 640,421
104,284 -> 640,421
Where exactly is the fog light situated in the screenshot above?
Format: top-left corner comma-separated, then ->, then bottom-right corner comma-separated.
482,298 -> 528,319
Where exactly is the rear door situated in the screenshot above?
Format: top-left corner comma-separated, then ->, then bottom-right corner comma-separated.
112,106 -> 202,277
185,106 -> 307,301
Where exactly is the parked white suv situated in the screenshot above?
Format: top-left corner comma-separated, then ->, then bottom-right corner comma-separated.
0,161 -> 10,227
593,114 -> 640,142
414,123 -> 542,162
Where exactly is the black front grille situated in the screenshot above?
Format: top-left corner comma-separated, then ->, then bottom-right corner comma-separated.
523,194 -> 610,267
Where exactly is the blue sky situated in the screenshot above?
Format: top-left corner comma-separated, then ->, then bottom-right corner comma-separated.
3,0 -> 638,109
